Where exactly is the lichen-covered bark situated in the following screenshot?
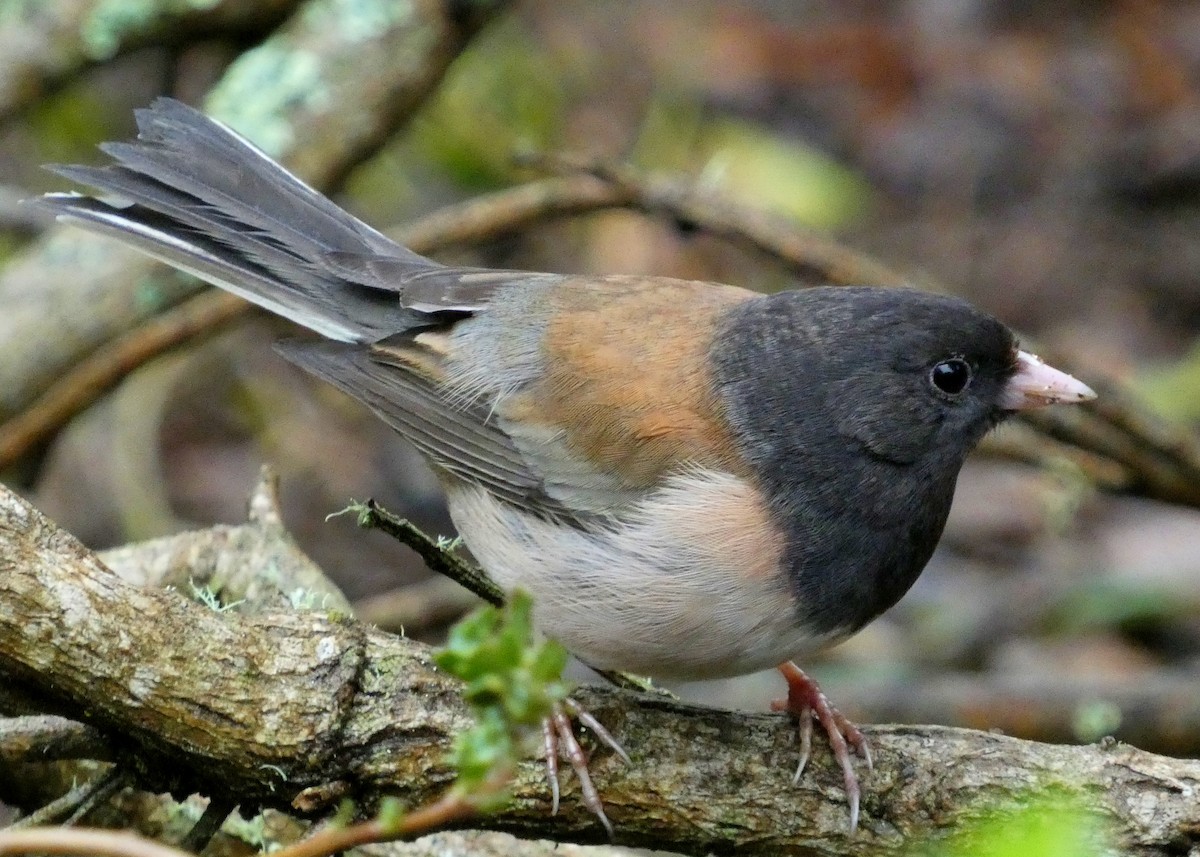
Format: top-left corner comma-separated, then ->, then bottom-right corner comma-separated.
2,481 -> 1199,855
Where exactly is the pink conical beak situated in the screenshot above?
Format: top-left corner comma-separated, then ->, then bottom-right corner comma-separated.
1000,350 -> 1096,411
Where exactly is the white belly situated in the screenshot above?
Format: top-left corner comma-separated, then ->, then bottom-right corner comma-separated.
444,471 -> 838,680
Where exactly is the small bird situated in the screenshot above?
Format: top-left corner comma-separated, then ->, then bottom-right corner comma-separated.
40,98 -> 1095,834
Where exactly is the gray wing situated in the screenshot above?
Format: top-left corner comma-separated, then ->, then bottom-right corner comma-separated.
275,339 -> 586,525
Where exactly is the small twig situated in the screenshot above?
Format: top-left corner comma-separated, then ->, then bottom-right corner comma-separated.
274,781 -> 498,857
12,769 -> 128,828
0,788 -> 478,857
0,290 -> 245,470
357,500 -> 504,607
10,784 -> 96,829
393,174 -> 631,250
514,153 -> 914,288
63,769 -> 129,826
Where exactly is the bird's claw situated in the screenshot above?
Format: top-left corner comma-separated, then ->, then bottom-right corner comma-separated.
774,661 -> 872,833
541,698 -> 628,836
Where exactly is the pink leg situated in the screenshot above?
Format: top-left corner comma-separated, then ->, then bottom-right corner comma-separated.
542,717 -> 560,815
773,661 -> 873,833
540,699 -> 629,836
564,698 -> 631,765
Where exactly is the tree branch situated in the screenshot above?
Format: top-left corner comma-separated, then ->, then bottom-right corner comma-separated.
0,715 -> 113,766
2,481 -> 1198,855
0,291 -> 245,471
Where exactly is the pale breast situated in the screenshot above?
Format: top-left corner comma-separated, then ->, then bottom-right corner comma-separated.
444,468 -> 840,680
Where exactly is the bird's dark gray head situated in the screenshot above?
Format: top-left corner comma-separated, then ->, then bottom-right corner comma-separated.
710,286 -> 1020,635
712,286 -> 1019,474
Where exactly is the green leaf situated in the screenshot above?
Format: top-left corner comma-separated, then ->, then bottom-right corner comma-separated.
920,788 -> 1114,857
433,589 -> 572,799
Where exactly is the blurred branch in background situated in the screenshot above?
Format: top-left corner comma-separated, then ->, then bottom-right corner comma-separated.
0,0 -> 298,122
0,0 -> 297,121
509,153 -> 912,288
0,291 -> 245,470
840,672 -> 1200,759
0,0 -> 509,430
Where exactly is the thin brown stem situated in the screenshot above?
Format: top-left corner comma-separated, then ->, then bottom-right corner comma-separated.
274,788 -> 486,857
0,290 -> 245,470
0,829 -> 189,857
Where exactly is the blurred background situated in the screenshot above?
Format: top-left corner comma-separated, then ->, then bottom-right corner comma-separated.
2,0 -> 1199,753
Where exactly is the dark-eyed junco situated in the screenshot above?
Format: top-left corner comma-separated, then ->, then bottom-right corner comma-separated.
40,98 -> 1095,833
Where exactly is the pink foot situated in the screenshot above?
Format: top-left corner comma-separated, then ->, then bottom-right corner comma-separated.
541,698 -> 630,836
773,661 -> 873,832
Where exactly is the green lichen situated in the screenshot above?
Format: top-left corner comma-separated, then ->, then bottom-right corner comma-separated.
288,587 -> 336,611
189,578 -> 244,613
300,0 -> 414,44
201,0 -> 424,153
82,0 -> 221,60
205,47 -> 329,157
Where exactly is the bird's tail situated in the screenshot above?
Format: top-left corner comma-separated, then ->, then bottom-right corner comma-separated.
36,98 -> 439,342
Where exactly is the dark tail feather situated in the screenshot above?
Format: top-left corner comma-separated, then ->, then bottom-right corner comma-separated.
36,98 -> 438,342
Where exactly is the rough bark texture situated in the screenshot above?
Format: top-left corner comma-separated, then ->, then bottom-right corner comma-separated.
2,481 -> 1199,856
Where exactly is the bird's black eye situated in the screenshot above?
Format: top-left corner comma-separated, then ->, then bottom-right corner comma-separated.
930,358 -> 972,395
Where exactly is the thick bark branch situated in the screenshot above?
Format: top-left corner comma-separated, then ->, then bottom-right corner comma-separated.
1,482 -> 1198,855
